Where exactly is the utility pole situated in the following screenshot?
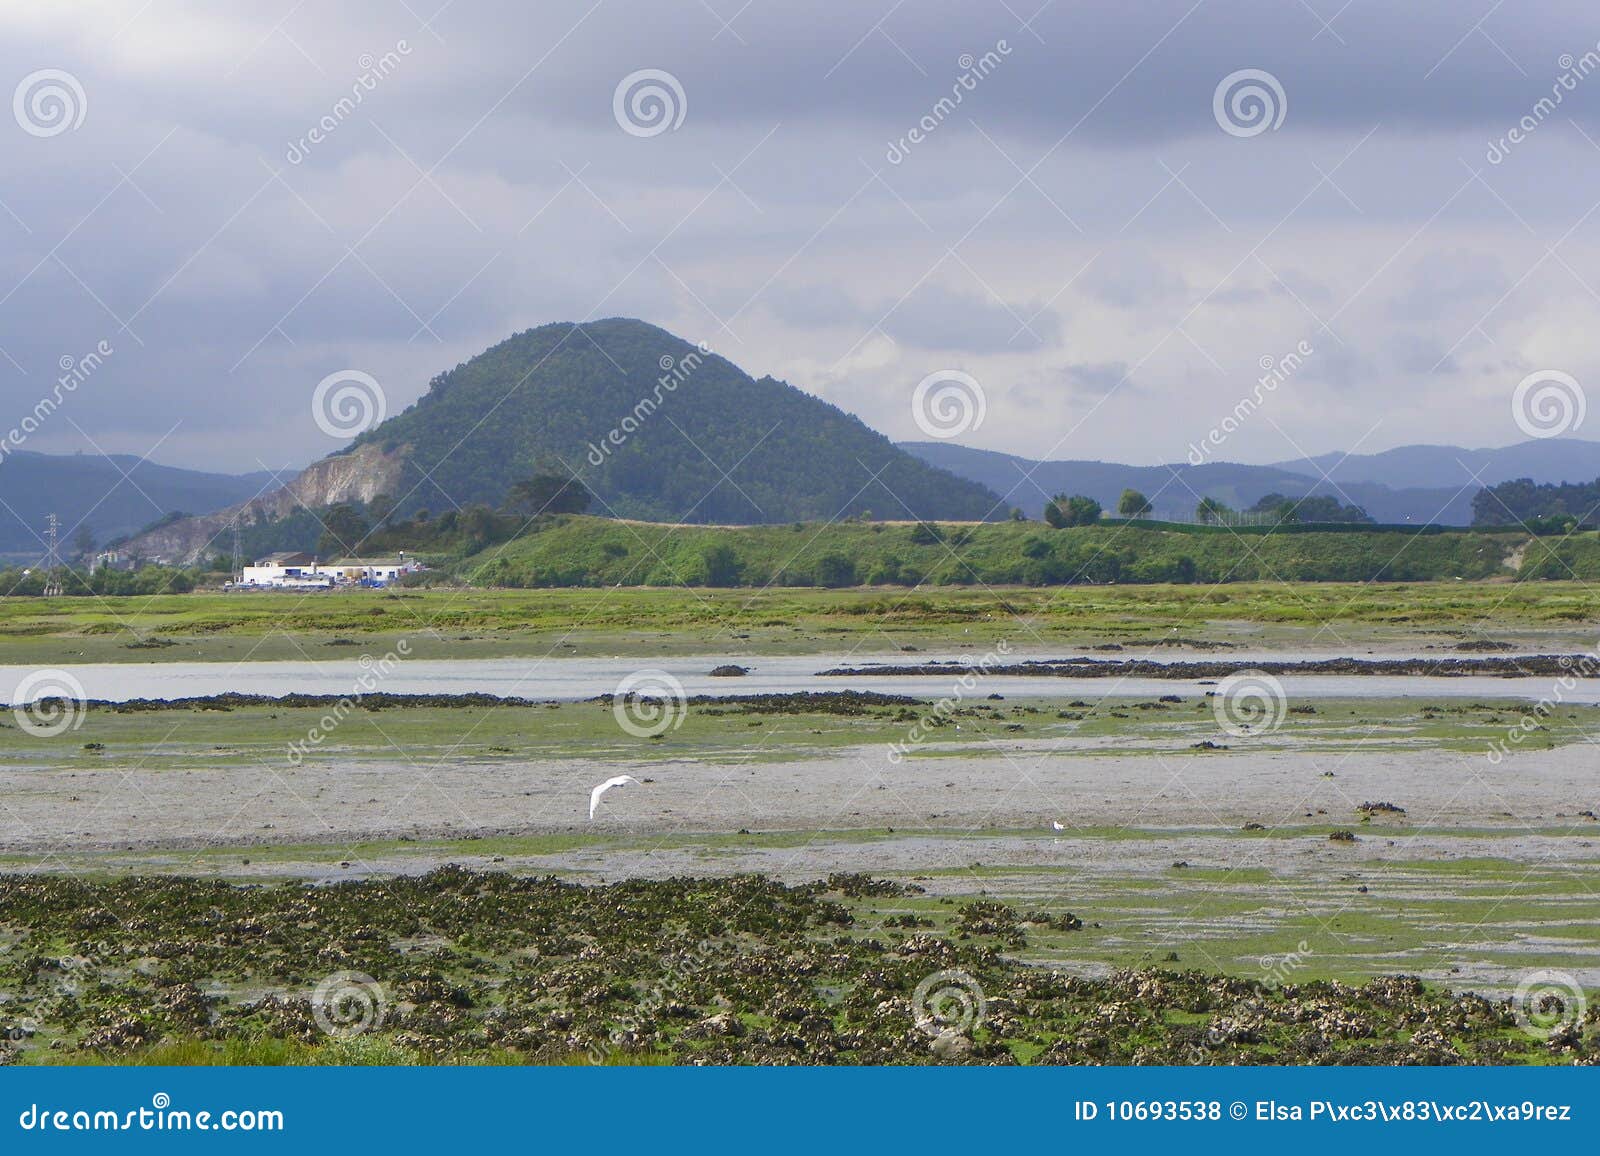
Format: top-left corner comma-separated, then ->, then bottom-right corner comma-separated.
43,513 -> 63,596
231,517 -> 243,582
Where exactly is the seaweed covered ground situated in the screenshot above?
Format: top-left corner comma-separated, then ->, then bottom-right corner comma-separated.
820,654 -> 1600,678
1,869 -> 1593,1067
4,582 -> 1599,666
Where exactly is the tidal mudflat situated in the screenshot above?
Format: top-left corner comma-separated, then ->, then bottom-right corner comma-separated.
1,679 -> 1596,1063
4,585 -> 1597,1065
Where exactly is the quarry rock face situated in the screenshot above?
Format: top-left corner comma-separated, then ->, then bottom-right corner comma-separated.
120,442 -> 408,565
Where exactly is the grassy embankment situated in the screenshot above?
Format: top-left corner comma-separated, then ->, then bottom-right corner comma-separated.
461,515 -> 1547,587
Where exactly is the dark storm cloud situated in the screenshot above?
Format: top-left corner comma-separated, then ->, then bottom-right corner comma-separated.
1,0 -> 1598,471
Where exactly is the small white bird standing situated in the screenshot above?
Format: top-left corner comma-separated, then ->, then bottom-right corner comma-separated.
1051,820 -> 1065,832
589,775 -> 642,820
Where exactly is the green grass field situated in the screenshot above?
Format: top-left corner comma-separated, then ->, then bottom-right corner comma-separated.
1,580 -> 1596,665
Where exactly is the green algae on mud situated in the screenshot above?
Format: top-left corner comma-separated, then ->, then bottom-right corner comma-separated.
2,582 -> 1598,664
3,695 -> 1594,772
6,822 -> 1597,1000
0,868 -> 1590,1067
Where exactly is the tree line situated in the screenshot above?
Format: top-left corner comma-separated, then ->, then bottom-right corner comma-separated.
1042,489 -> 1373,528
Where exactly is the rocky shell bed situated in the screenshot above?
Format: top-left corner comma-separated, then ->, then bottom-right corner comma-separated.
0,869 -> 1593,1066
818,655 -> 1600,679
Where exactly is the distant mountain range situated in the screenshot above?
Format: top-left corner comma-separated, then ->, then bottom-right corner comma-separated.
0,452 -> 275,563
1271,439 -> 1600,491
901,437 -> 1600,526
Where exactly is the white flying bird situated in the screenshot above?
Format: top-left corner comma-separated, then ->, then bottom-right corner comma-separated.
589,775 -> 642,820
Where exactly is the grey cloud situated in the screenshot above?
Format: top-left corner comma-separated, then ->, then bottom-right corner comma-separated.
1081,250 -> 1189,308
879,283 -> 1060,352
1390,249 -> 1511,320
1390,334 -> 1461,375
2,1 -> 1599,470
1062,362 -> 1135,397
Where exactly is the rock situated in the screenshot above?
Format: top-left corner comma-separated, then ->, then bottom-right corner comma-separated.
1547,1021 -> 1583,1051
929,1030 -> 972,1059
80,1018 -> 151,1052
689,1012 -> 745,1038
709,665 -> 749,677
1357,801 -> 1406,817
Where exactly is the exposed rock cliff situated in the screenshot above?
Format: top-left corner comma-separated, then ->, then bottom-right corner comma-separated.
119,442 -> 408,565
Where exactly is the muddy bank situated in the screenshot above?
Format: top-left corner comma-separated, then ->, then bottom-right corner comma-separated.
819,654 -> 1600,679
3,744 -> 1594,854
12,689 -> 928,715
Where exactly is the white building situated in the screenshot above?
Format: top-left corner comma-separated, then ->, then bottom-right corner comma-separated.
232,551 -> 424,589
237,552 -> 335,589
328,554 -> 423,586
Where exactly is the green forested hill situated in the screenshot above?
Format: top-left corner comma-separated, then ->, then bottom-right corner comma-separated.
352,319 -> 1001,524
1473,476 -> 1600,526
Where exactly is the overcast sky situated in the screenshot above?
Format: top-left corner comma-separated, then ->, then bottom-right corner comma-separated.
3,0 -> 1600,474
